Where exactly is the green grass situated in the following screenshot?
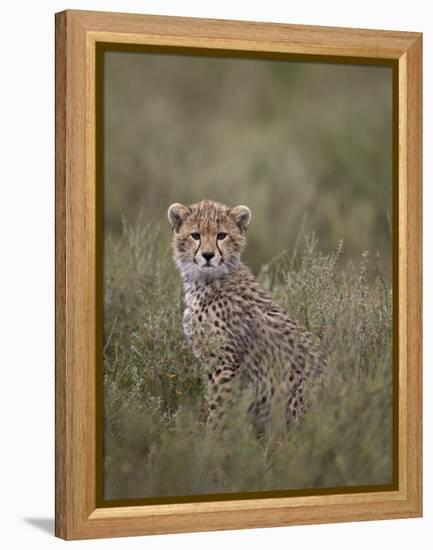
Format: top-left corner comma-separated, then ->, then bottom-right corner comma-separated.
103,220 -> 393,500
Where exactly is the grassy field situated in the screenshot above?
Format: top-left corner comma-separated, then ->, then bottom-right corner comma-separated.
103,219 -> 393,500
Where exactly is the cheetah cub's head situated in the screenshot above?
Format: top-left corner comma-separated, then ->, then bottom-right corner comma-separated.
168,199 -> 251,282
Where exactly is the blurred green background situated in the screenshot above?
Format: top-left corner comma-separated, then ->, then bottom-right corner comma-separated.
103,52 -> 394,498
104,52 -> 393,274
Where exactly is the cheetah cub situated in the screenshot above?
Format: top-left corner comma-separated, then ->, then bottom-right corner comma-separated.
168,199 -> 326,431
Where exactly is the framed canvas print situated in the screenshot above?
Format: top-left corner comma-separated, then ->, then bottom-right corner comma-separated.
55,10 -> 422,540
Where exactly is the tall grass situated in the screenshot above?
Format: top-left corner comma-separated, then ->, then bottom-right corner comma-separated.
103,221 -> 393,499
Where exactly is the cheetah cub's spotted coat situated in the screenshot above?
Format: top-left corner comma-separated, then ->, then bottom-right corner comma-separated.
168,199 -> 326,431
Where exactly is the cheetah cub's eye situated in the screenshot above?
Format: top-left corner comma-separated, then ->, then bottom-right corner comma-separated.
217,232 -> 227,240
191,233 -> 200,240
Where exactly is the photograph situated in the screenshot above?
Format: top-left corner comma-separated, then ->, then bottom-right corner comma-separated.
101,49 -> 395,502
0,0 -> 426,547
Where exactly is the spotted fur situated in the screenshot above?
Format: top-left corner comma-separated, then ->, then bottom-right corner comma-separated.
168,199 -> 326,431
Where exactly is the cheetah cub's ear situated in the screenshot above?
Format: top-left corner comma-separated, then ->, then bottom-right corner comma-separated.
168,203 -> 190,232
230,205 -> 252,231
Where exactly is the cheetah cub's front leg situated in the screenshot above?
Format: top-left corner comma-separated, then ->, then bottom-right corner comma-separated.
206,363 -> 240,430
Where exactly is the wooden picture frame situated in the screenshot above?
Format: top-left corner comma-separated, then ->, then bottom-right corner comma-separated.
55,9 -> 422,540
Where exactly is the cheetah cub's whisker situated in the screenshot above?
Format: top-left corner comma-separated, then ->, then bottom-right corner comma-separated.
168,199 -> 326,432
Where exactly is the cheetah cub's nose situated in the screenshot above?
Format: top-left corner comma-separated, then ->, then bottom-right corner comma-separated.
202,251 -> 215,262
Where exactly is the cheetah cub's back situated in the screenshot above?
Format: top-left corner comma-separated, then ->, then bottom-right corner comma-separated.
168,199 -> 326,431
